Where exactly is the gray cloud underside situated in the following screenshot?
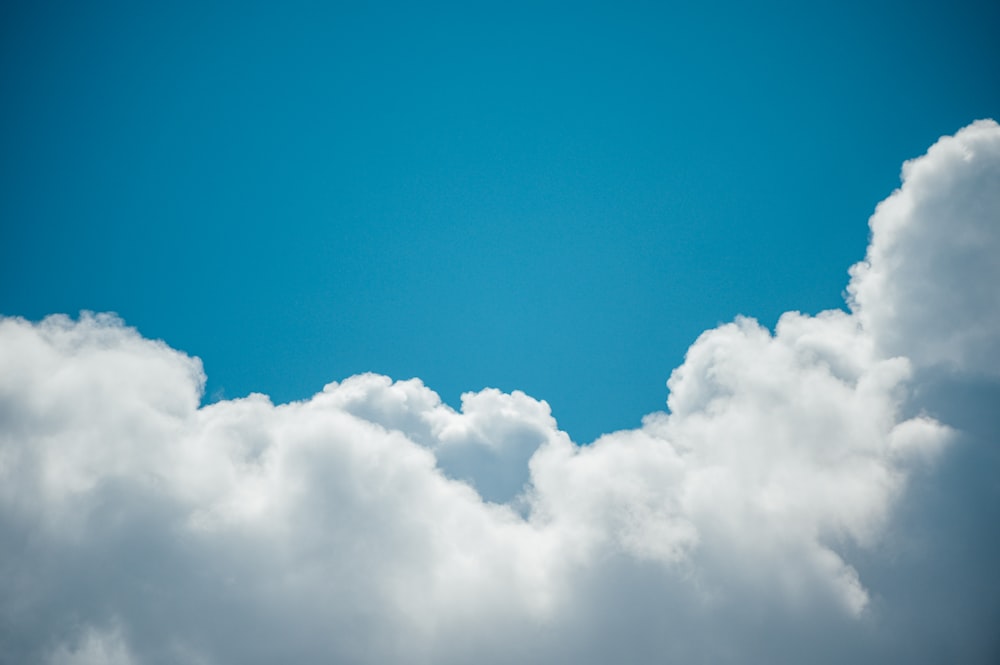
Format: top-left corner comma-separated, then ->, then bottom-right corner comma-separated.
2,120 -> 999,664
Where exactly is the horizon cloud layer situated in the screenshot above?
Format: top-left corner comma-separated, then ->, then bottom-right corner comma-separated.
1,120 -> 999,664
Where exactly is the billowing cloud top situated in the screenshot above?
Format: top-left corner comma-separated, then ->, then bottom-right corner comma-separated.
2,120 -> 998,664
848,119 -> 1000,376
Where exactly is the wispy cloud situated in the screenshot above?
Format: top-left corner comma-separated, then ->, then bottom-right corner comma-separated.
1,120 -> 998,664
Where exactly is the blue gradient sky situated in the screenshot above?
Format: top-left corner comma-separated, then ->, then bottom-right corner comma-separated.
2,0 -> 997,443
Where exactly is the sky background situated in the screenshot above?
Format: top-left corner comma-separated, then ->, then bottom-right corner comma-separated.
2,3 -> 1000,664
1,0 -> 998,442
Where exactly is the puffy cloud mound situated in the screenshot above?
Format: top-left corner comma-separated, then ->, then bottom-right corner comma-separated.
848,119 -> 1000,376
1,121 -> 998,664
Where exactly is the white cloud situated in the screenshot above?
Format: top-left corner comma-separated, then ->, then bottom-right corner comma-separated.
530,309 -> 946,618
1,120 -> 998,664
46,623 -> 136,665
848,119 -> 1000,376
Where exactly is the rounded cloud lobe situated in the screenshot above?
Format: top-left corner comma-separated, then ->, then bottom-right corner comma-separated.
848,119 -> 1000,376
1,121 -> 998,664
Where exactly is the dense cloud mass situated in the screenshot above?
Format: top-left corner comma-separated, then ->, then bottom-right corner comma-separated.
848,119 -> 1000,375
1,121 -> 998,664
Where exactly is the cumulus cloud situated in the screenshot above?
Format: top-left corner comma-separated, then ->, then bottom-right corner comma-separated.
848,119 -> 1000,376
1,120 -> 998,664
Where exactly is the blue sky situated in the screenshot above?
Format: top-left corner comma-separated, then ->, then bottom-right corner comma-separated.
2,3 -> 1000,664
1,0 -> 997,443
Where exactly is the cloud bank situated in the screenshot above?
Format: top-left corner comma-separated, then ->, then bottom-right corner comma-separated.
1,120 -> 998,664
